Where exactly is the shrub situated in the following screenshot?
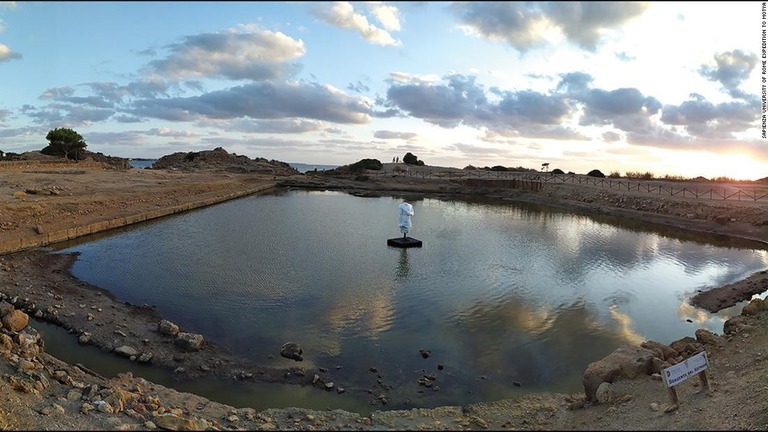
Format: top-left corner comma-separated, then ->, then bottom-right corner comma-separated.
551,168 -> 564,174
625,171 -> 655,180
463,165 -> 477,170
586,169 -> 605,178
348,158 -> 383,172
490,165 -> 508,171
608,171 -> 622,178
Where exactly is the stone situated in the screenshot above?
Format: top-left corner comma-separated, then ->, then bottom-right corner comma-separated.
0,300 -> 14,318
724,315 -> 752,335
583,345 -> 656,401
596,382 -> 614,404
2,309 -> 29,332
114,346 -> 139,358
695,328 -> 724,346
154,414 -> 208,431
175,333 -> 205,352
640,340 -> 679,361
280,342 -> 303,361
419,349 -> 432,359
138,352 -> 153,363
741,298 -> 768,316
158,319 -> 180,336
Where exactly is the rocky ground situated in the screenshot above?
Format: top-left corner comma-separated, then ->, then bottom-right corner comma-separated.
0,159 -> 767,430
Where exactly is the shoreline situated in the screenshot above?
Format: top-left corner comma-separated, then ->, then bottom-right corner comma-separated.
2,164 -> 768,430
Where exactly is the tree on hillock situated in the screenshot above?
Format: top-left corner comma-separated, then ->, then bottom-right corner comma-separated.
402,152 -> 424,166
42,127 -> 87,161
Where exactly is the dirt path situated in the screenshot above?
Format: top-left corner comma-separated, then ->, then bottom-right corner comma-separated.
1,161 -> 767,430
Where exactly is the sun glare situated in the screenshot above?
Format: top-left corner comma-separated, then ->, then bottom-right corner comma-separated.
679,152 -> 766,181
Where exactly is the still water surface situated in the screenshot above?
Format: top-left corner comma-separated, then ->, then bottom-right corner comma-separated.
48,190 -> 768,412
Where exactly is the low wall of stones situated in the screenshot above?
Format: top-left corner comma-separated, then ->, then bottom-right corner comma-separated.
0,183 -> 277,255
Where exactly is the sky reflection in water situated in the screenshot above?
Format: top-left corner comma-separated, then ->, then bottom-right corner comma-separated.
55,190 -> 768,409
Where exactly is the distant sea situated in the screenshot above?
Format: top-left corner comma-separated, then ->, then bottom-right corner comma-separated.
129,159 -> 157,169
288,163 -> 338,173
129,160 -> 337,173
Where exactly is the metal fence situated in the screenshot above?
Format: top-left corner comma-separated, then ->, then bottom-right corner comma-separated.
372,169 -> 768,202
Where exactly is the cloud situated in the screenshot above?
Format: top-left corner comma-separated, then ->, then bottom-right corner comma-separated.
145,29 -> 306,81
145,127 -> 200,138
22,102 -> 114,127
0,108 -> 11,123
313,1 -> 401,46
374,130 -> 417,140
367,2 -> 402,31
131,81 -> 373,124
556,72 -> 661,134
0,43 -> 21,62
197,118 -> 329,134
383,74 -> 574,136
660,95 -> 759,139
699,50 -> 758,99
452,1 -> 648,52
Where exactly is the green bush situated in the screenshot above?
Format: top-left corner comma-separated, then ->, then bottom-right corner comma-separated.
348,158 -> 383,172
586,169 -> 605,178
551,168 -> 564,174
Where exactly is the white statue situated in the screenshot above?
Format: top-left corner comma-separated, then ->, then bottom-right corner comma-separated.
398,201 -> 414,238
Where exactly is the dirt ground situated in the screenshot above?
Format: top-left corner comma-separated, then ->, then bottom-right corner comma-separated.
1,160 -> 768,430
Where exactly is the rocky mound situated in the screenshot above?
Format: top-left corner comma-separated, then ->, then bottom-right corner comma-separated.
152,147 -> 298,175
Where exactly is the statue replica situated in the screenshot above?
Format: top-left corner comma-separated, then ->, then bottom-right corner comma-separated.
398,201 -> 414,238
387,200 -> 422,248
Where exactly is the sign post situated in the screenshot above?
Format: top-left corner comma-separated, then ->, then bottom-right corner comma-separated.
661,351 -> 711,409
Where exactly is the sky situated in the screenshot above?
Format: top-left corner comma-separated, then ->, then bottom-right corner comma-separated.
0,1 -> 765,179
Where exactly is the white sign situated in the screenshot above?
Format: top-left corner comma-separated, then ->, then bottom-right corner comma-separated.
662,351 -> 709,388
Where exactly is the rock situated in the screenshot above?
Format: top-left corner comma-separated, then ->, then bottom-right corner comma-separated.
280,342 -> 303,361
669,336 -> 703,356
114,346 -> 139,358
724,315 -> 752,335
175,333 -> 205,352
154,414 -> 208,431
419,349 -> 432,359
741,298 -> 768,316
78,333 -> 92,345
695,328 -> 724,346
596,382 -> 614,404
640,340 -> 679,361
0,301 -> 13,318
0,333 -> 12,351
2,309 -> 29,332
138,352 -> 153,363
158,320 -> 180,336
583,345 -> 656,401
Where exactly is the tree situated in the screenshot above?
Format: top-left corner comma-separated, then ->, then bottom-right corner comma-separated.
586,169 -> 606,178
42,128 -> 87,160
402,152 -> 425,166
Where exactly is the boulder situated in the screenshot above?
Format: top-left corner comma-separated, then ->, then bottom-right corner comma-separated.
723,315 -> 753,335
280,342 -> 303,361
583,345 -> 656,401
741,298 -> 768,316
669,336 -> 703,356
114,346 -> 139,358
640,340 -> 679,361
158,320 -> 180,336
2,309 -> 29,332
175,332 -> 205,352
695,328 -> 724,346
0,300 -> 14,318
596,382 -> 614,404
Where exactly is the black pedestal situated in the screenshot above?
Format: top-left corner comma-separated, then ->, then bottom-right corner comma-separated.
387,237 -> 423,248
